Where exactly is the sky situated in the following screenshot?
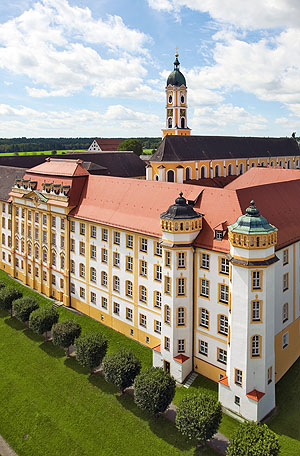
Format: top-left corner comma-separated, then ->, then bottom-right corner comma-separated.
1,0 -> 300,138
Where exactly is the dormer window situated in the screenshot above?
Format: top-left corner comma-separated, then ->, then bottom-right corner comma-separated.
215,230 -> 223,241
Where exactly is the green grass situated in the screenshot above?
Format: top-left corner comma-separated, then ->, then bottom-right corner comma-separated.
0,150 -> 86,156
142,149 -> 154,155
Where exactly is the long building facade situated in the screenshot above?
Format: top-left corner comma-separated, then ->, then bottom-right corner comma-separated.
1,157 -> 300,422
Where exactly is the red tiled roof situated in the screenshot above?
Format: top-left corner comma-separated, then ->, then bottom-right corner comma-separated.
95,139 -> 122,151
153,344 -> 161,352
27,158 -> 89,177
218,376 -> 229,386
173,354 -> 189,363
246,389 -> 265,401
225,167 -> 300,190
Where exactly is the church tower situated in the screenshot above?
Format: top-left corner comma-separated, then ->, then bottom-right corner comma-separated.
162,53 -> 191,138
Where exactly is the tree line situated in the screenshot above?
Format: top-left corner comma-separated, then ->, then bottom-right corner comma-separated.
0,137 -> 161,153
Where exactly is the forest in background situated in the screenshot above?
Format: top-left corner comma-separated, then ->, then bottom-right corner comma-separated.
0,137 -> 162,153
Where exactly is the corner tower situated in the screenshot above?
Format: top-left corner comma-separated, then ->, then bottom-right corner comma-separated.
153,193 -> 201,382
162,53 -> 191,138
219,201 -> 278,421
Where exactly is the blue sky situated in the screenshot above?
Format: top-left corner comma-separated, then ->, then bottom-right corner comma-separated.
1,0 -> 300,138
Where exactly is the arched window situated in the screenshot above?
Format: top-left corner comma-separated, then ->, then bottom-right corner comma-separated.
168,95 -> 172,103
287,160 -> 291,169
168,117 -> 172,128
279,160 -> 283,167
251,162 -> 255,167
185,167 -> 191,181
251,335 -> 261,358
200,166 -> 206,179
296,159 -> 299,168
239,163 -> 244,174
90,267 -> 96,283
126,280 -> 133,298
181,95 -> 184,103
154,174 -> 159,181
270,161 -> 274,167
167,170 -> 175,182
181,117 -> 185,128
261,161 -> 265,167
215,165 -> 220,177
228,164 -> 232,176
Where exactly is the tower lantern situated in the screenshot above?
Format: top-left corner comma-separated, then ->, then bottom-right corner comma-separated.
162,53 -> 191,138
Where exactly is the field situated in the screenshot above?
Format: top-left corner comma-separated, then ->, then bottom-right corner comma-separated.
0,270 -> 300,455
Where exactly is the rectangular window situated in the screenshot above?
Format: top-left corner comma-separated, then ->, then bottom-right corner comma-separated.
154,291 -> 162,309
140,238 -> 148,253
42,214 -> 46,225
70,260 -> 75,274
140,314 -> 147,328
2,203 -> 5,213
126,281 -> 133,298
217,348 -> 227,364
177,307 -> 185,326
140,286 -> 147,303
2,217 -> 5,229
283,249 -> 289,265
282,303 -> 288,323
79,263 -> 85,279
283,273 -> 289,291
215,230 -> 223,240
126,234 -> 133,249
252,271 -> 261,290
164,305 -> 171,324
61,236 -> 65,249
71,283 -> 75,294
22,208 -> 25,219
251,335 -> 260,357
102,296 -> 108,309
252,301 -> 261,322
102,228 -> 108,241
52,253 -> 56,267
199,340 -> 208,356
140,260 -> 147,277
165,276 -> 171,295
70,221 -> 75,233
51,232 -> 56,246
164,336 -> 170,351
113,276 -> 120,292
155,242 -> 162,256
52,216 -> 56,228
267,366 -> 272,384
80,223 -> 86,235
35,212 -> 39,223
155,264 -> 162,281
80,242 -> 85,256
165,251 -> 171,267
126,256 -> 133,272
90,292 -> 96,304
200,279 -> 209,298
52,274 -> 56,285
35,228 -> 39,241
113,302 -> 120,315
101,272 -> 108,287
126,308 -> 133,321
178,252 -> 186,269
200,308 -> 209,328
234,396 -> 240,406
220,257 -> 229,275
90,245 -> 97,260
90,267 -> 96,282
282,331 -> 289,348
61,218 -> 65,230
114,231 -> 120,245
177,277 -> 185,296
235,369 -> 242,386
80,287 -> 85,299
16,207 -> 19,217
154,320 -> 161,334
91,225 -> 97,239
113,252 -> 120,268
178,339 -> 185,353
218,315 -> 228,336
102,248 -> 108,263
70,239 -> 75,252
219,284 -> 229,304
43,250 -> 47,263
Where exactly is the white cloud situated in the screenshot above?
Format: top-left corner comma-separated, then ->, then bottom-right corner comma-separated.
191,104 -> 267,134
147,0 -> 300,30
0,0 -> 157,100
0,103 -> 162,137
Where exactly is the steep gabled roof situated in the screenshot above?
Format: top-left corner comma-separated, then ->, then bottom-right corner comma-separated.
151,135 -> 299,162
94,138 -> 122,151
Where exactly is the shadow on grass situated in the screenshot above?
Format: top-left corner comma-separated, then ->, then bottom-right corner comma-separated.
0,309 -> 8,318
39,341 -> 65,358
4,317 -> 25,331
116,394 -> 196,453
23,329 -> 44,343
64,357 -> 90,376
88,372 -> 118,395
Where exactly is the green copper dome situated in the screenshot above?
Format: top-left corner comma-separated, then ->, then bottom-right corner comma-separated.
229,201 -> 277,235
167,53 -> 186,87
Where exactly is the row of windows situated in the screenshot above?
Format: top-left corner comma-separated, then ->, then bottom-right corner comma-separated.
14,209 -> 65,230
199,309 -> 228,335
200,280 -> 229,303
199,341 -> 227,364
200,254 -> 229,275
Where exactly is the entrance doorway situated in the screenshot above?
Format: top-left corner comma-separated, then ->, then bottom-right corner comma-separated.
164,360 -> 170,374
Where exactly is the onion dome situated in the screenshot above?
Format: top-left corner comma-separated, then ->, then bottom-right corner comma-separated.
160,192 -> 201,220
167,52 -> 186,87
228,201 -> 277,249
229,201 -> 276,235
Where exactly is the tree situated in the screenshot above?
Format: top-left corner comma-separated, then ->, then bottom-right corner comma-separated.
175,393 -> 222,445
117,139 -> 143,156
102,349 -> 141,393
226,422 -> 280,456
12,296 -> 39,326
29,306 -> 59,340
52,320 -> 81,356
134,367 -> 176,415
75,333 -> 108,373
0,287 -> 22,317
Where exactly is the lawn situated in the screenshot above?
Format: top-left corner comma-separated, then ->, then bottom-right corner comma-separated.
0,272 -> 217,456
